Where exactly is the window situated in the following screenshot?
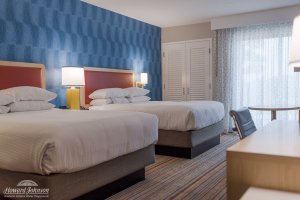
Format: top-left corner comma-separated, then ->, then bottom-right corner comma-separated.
215,22 -> 300,129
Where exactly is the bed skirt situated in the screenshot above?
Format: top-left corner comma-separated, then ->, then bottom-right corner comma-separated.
156,120 -> 224,158
0,145 -> 155,200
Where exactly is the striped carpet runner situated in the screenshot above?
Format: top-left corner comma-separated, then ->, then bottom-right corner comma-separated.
108,134 -> 239,200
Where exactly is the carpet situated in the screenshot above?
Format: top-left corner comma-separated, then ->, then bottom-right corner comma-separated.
108,134 -> 239,200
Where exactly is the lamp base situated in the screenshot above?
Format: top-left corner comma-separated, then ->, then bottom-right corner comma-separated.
66,88 -> 80,110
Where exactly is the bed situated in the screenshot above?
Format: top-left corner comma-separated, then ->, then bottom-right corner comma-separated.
83,67 -> 225,159
0,61 -> 158,200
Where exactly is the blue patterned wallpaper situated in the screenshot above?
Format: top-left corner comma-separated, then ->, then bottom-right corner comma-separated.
0,0 -> 162,105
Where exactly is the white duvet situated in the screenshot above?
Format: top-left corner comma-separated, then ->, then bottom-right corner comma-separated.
0,109 -> 158,175
89,101 -> 224,132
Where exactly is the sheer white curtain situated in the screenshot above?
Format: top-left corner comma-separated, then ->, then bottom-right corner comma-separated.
214,22 -> 300,130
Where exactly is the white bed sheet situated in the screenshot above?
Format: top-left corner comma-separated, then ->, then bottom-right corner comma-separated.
0,109 -> 158,175
89,101 -> 224,132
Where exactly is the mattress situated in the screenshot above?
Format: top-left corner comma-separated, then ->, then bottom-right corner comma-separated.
0,109 -> 158,175
89,101 -> 224,132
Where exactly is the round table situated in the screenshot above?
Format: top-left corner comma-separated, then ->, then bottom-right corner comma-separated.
248,105 -> 300,121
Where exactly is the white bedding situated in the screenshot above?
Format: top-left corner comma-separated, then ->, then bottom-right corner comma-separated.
89,101 -> 224,132
0,109 -> 158,175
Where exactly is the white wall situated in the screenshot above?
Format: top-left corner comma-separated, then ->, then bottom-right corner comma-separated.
211,5 -> 300,30
161,22 -> 212,43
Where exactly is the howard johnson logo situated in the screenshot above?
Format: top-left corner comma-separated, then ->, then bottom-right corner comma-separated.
3,180 -> 49,199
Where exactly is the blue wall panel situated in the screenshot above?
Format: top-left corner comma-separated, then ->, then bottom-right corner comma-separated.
0,0 -> 162,105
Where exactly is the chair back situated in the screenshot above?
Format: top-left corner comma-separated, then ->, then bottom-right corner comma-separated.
230,108 -> 257,139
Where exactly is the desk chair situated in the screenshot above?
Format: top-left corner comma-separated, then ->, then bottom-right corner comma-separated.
230,108 -> 257,139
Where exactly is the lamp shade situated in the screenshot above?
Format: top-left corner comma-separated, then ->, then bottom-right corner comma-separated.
62,67 -> 85,86
291,15 -> 300,68
141,73 -> 148,84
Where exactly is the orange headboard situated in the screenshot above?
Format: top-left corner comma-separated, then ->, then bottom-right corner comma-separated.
83,67 -> 134,104
0,61 -> 46,89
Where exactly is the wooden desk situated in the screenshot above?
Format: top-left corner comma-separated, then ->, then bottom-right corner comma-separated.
227,120 -> 300,200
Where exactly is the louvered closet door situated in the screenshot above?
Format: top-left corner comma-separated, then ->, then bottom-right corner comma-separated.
186,41 -> 211,100
163,43 -> 186,101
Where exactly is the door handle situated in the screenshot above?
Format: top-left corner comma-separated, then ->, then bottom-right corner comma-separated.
183,88 -> 185,95
187,88 -> 190,95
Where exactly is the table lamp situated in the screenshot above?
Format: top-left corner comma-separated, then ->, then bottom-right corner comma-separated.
62,67 -> 85,110
136,73 -> 148,88
291,15 -> 300,71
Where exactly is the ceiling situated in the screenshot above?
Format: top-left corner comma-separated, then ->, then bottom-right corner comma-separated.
81,0 -> 300,27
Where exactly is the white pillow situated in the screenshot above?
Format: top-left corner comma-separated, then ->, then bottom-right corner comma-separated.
111,97 -> 130,104
0,106 -> 10,114
90,99 -> 113,106
89,88 -> 128,99
2,86 -> 57,102
0,92 -> 14,106
128,96 -> 151,103
9,101 -> 54,112
125,87 -> 150,97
